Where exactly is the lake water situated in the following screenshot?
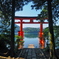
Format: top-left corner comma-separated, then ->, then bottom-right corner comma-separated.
23,33 -> 39,48
15,33 -> 40,48
15,33 -> 47,48
23,37 -> 39,48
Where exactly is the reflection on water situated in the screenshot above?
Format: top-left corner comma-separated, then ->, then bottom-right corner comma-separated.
25,33 -> 38,38
24,33 -> 39,48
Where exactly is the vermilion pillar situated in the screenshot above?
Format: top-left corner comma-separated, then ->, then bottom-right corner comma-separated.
18,19 -> 24,49
40,23 -> 43,37
39,23 -> 45,49
18,19 -> 24,40
20,19 -> 22,31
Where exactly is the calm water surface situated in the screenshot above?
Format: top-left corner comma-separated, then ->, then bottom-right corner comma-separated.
23,33 -> 39,48
15,33 -> 47,48
23,37 -> 39,48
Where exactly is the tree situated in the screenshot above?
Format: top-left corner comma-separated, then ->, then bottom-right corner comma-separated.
35,0 -> 59,24
43,26 -> 59,59
43,26 -> 59,41
53,26 -> 59,47
0,0 -> 59,22
0,11 -> 11,49
43,27 -> 49,39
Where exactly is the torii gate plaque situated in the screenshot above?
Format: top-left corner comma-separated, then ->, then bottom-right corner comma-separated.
15,16 -> 48,48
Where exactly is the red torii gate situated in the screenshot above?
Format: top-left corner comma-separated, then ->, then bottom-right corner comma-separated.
15,16 -> 48,48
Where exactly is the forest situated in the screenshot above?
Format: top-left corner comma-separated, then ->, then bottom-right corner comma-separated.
23,27 -> 39,33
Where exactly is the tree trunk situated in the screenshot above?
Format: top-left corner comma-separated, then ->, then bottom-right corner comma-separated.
10,0 -> 15,57
47,0 -> 56,59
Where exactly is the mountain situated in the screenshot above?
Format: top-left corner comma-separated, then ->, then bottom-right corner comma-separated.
23,27 -> 40,33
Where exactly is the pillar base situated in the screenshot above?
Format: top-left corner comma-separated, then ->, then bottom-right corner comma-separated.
39,39 -> 45,49
18,45 -> 23,49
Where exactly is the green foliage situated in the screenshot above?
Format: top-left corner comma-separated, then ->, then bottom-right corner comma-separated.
43,27 -> 49,38
36,7 -> 48,23
53,26 -> 59,46
43,26 -> 59,40
0,34 -> 11,51
43,26 -> 59,46
15,35 -> 24,45
0,0 -> 11,43
15,35 -> 23,40
36,0 -> 59,24
15,35 -> 24,50
15,35 -> 24,44
0,18 -> 11,43
31,0 -> 46,10
19,41 -> 24,45
0,39 -> 9,53
42,26 -> 58,41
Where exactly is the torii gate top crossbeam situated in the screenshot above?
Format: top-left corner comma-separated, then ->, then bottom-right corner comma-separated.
15,16 -> 48,24
15,16 -> 37,20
